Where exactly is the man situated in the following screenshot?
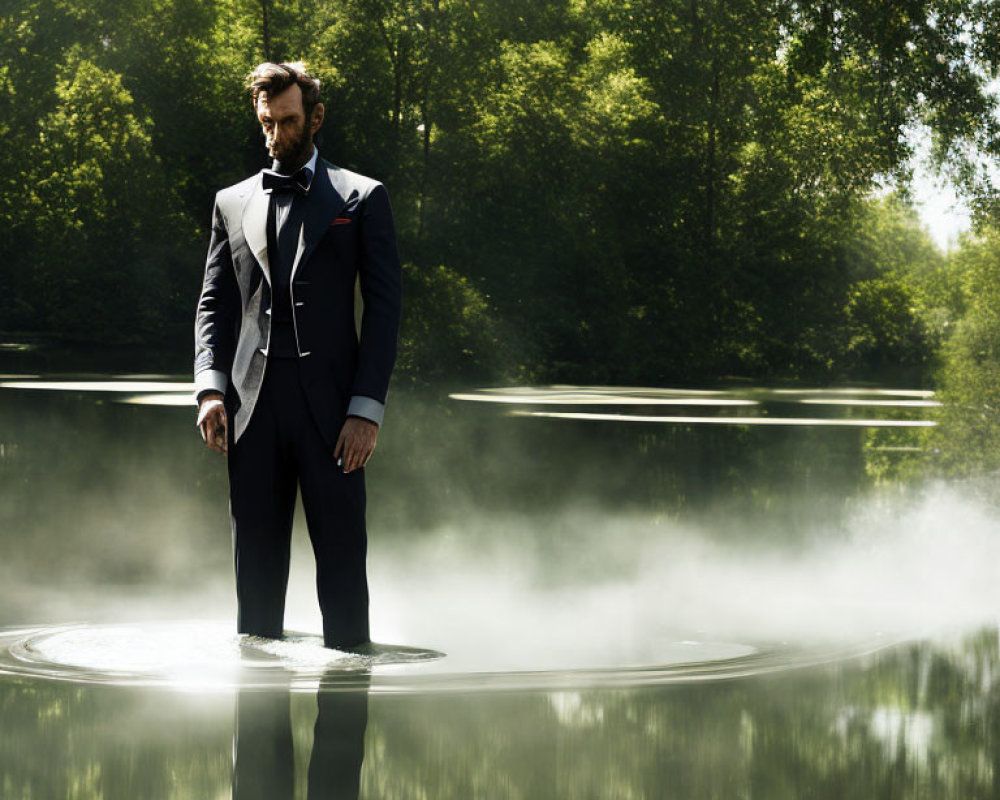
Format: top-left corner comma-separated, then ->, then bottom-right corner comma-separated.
193,61 -> 402,650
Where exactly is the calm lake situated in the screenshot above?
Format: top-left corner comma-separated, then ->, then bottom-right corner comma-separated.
1,344 -> 998,798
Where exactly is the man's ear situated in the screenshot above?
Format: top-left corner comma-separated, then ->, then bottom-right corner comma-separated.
310,102 -> 325,134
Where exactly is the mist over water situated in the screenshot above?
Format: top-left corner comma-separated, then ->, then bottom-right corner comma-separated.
365,479 -> 1000,660
8,481 -> 997,656
0,376 -> 994,684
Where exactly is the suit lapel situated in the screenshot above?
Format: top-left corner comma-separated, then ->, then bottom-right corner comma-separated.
241,174 -> 271,285
290,159 -> 349,282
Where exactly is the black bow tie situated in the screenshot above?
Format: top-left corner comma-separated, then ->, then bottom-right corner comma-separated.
262,167 -> 311,195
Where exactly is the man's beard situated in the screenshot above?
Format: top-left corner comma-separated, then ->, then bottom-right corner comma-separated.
269,123 -> 314,174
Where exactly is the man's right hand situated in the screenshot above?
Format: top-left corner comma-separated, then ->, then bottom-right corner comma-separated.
197,392 -> 229,455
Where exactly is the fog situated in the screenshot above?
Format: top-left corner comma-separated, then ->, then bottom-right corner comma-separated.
1,380 -> 994,682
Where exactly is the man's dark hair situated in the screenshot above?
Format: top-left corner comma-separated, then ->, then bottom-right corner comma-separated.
246,61 -> 322,121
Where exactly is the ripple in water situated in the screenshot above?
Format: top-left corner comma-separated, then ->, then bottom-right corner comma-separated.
0,621 -> 901,693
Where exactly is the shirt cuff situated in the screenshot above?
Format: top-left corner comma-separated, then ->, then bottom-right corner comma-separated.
195,398 -> 224,427
193,369 -> 228,404
347,395 -> 385,427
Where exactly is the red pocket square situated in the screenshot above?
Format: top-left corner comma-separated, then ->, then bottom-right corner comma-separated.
330,217 -> 352,226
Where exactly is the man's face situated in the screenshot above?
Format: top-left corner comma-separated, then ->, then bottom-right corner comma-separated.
256,83 -> 323,168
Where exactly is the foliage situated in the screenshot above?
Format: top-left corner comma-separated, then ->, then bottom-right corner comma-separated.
918,228 -> 1000,475
396,261 -> 523,384
2,0 -> 999,385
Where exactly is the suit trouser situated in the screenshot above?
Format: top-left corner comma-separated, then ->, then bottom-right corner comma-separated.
227,357 -> 370,648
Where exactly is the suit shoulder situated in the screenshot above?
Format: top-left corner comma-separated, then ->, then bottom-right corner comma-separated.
320,159 -> 385,199
211,173 -> 258,225
216,173 -> 258,204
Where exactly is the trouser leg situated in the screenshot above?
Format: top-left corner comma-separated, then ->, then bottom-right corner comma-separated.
293,373 -> 371,649
302,466 -> 370,648
227,359 -> 298,639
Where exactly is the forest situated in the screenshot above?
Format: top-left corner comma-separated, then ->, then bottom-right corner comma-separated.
4,0 -> 1000,469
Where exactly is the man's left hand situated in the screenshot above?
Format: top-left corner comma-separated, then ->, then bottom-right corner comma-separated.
334,416 -> 379,473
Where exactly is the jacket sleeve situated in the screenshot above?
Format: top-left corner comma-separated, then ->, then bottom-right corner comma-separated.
193,194 -> 240,403
349,182 -> 402,422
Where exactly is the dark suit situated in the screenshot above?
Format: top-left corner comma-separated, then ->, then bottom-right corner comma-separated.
194,154 -> 402,647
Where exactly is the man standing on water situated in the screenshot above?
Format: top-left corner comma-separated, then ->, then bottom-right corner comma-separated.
193,62 -> 402,651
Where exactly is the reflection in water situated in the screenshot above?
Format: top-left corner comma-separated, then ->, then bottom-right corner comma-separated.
450,384 -> 937,405
0,379 -> 940,420
448,384 -> 938,427
1,629 -> 999,798
450,391 -> 758,406
0,377 -> 196,406
505,409 -> 936,426
119,393 -> 194,406
799,398 -> 940,407
234,689 -> 295,800
310,679 -> 369,800
0,379 -> 193,392
449,385 -> 937,400
233,671 -> 369,800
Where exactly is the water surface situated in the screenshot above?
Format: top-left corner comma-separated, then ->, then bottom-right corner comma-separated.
0,364 -> 996,798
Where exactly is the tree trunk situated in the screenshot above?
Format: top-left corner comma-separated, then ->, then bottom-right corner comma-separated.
261,0 -> 272,62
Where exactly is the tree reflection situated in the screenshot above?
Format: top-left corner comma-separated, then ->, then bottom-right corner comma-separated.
2,631 -> 1000,797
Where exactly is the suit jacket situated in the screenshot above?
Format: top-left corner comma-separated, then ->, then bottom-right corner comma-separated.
194,157 -> 402,448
